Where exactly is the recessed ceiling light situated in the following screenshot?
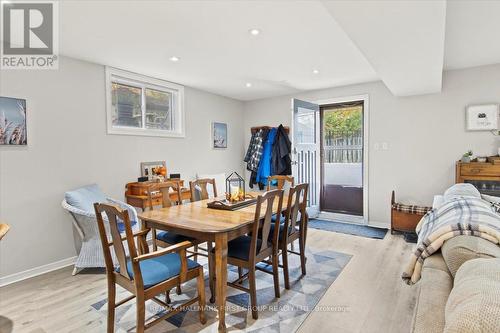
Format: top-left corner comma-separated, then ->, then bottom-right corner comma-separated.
169,56 -> 180,62
248,28 -> 260,36
245,82 -> 252,88
312,69 -> 320,74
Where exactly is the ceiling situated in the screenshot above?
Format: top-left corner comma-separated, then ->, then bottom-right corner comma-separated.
53,0 -> 500,101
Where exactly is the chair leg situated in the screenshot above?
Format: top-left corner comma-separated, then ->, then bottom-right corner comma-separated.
193,244 -> 199,262
136,293 -> 146,333
208,242 -> 216,303
152,228 -> 158,251
165,289 -> 171,304
282,245 -> 291,290
299,235 -> 306,276
290,241 -> 295,252
238,266 -> 243,283
107,279 -> 116,333
176,284 -> 182,295
272,253 -> 280,298
72,266 -> 81,276
248,267 -> 258,320
196,267 -> 207,324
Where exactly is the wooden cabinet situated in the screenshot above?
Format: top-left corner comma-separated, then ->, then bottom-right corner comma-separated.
125,180 -> 191,210
456,161 -> 500,196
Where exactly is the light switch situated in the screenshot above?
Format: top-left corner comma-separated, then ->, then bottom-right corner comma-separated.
382,142 -> 389,150
374,143 -> 380,150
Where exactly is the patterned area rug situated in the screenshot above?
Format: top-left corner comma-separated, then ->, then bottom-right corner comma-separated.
91,247 -> 351,332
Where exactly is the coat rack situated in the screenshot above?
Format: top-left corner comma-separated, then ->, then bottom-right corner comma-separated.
250,125 -> 290,135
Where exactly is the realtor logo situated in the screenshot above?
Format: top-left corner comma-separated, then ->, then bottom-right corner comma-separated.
1,1 -> 59,69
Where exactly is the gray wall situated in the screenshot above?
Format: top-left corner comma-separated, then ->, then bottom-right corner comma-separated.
244,64 -> 500,225
0,57 -> 244,278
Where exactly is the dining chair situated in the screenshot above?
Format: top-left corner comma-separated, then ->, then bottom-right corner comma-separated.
189,178 -> 218,201
147,181 -> 197,254
94,203 -> 206,333
210,189 -> 284,319
275,183 -> 309,289
0,223 -> 10,240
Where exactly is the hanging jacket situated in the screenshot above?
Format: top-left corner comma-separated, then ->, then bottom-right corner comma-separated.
246,129 -> 267,172
271,124 -> 292,175
256,127 -> 277,186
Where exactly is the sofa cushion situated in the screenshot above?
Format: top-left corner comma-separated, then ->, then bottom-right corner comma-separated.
412,252 -> 453,333
442,235 -> 500,277
65,184 -> 107,213
444,258 -> 500,333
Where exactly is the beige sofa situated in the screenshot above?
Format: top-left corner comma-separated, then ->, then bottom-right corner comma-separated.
411,235 -> 500,333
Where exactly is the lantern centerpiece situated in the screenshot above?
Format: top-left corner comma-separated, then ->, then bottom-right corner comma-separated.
225,172 -> 245,202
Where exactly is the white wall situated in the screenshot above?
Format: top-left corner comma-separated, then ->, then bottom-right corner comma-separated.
244,64 -> 500,225
0,57 -> 244,278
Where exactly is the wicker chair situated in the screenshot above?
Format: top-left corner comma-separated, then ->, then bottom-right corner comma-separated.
62,184 -> 148,275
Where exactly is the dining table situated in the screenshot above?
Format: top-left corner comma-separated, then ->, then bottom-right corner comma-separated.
138,192 -> 288,332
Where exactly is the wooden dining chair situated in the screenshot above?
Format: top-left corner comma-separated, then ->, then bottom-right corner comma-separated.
189,178 -> 217,201
94,203 -> 206,333
147,181 -> 197,254
276,183 -> 309,289
210,189 -> 284,319
0,224 -> 10,240
266,175 -> 294,191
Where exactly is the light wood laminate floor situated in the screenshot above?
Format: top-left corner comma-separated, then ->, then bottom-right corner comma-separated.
0,229 -> 417,333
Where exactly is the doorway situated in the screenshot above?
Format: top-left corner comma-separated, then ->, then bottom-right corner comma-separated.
292,96 -> 368,223
320,101 -> 364,217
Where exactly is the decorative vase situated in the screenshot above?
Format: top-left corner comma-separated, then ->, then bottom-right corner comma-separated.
461,156 -> 471,163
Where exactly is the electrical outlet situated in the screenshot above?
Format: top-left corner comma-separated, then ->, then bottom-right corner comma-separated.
374,143 -> 380,150
382,142 -> 389,150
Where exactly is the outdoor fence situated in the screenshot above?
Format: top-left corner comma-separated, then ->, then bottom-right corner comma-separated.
324,130 -> 363,163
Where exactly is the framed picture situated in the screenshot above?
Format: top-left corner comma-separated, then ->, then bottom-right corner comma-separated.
0,96 -> 27,145
466,104 -> 499,131
140,161 -> 166,179
212,122 -> 227,149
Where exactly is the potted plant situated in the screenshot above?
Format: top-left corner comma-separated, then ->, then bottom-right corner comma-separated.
461,150 -> 473,163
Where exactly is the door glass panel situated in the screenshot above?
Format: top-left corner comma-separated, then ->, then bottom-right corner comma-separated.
322,103 -> 363,216
295,108 -> 316,144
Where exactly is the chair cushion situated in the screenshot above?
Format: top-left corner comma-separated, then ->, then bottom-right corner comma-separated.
212,235 -> 271,261
271,213 -> 285,224
65,184 -> 106,213
271,223 -> 299,241
156,231 -> 194,244
121,253 -> 199,288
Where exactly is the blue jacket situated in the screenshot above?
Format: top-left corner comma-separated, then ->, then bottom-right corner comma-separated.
256,128 -> 277,186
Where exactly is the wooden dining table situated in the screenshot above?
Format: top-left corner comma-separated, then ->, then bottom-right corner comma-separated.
138,193 -> 287,332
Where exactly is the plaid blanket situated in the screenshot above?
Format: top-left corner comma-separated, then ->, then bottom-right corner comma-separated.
402,197 -> 500,285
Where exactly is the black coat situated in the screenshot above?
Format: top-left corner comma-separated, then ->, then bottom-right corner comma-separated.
271,124 -> 292,175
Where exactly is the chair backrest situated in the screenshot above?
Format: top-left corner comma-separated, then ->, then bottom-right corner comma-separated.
0,224 -> 10,240
249,189 -> 284,260
189,178 -> 217,201
267,175 -> 294,191
147,181 -> 182,209
94,203 -> 138,280
284,183 -> 309,237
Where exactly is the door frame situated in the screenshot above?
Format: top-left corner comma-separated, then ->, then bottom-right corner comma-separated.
314,94 -> 369,225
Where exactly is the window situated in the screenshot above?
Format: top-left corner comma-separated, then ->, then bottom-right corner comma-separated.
105,67 -> 185,137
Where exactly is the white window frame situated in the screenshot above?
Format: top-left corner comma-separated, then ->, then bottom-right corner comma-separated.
105,67 -> 185,138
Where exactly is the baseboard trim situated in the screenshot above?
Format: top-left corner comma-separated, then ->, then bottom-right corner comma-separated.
0,256 -> 76,287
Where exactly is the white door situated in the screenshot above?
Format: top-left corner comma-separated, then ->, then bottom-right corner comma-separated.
291,98 -> 320,217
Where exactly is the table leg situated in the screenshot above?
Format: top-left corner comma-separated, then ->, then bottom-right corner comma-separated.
215,233 -> 228,332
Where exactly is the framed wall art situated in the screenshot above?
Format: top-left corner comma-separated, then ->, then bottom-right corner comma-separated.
466,104 -> 499,131
0,96 -> 27,145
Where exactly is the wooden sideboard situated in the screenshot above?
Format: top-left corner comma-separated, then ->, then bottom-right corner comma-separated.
125,180 -> 192,210
456,161 -> 500,196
